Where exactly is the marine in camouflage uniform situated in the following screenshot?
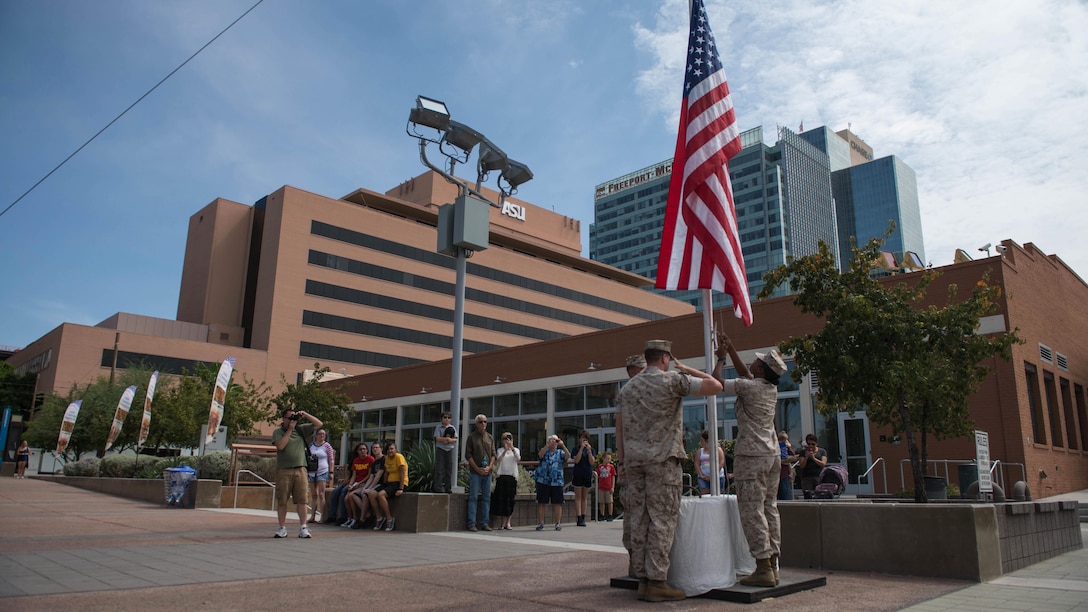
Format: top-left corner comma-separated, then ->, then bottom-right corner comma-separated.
616,340 -> 721,599
715,335 -> 787,587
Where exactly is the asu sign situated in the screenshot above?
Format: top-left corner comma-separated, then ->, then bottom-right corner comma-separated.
501,201 -> 526,221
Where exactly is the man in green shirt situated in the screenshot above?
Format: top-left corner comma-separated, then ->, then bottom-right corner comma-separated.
272,408 -> 323,538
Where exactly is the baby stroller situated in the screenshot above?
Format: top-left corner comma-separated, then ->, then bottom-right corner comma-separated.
813,464 -> 848,499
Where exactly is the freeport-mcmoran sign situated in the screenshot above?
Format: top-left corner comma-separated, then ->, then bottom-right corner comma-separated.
594,160 -> 673,201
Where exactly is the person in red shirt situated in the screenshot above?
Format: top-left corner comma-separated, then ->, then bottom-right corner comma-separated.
597,452 -> 618,521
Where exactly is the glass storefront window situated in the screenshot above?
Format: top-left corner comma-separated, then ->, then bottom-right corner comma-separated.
422,402 -> 446,423
586,383 -> 617,410
555,386 -> 584,412
468,397 -> 492,419
556,415 -> 584,444
495,394 -> 519,417
522,390 -> 546,415
520,418 -> 546,457
379,408 -> 397,428
775,397 -> 802,448
363,411 -> 380,429
403,404 -> 421,425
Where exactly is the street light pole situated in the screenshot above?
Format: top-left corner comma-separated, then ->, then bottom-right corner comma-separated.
405,95 -> 532,495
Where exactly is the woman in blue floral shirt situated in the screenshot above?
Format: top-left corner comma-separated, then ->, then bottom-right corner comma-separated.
534,434 -> 568,531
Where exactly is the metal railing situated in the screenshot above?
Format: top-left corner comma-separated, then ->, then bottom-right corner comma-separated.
234,469 -> 276,510
858,457 -> 887,495
897,459 -> 1027,494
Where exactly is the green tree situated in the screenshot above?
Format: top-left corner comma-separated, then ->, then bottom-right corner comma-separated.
270,364 -> 352,448
144,362 -> 274,451
759,234 -> 1019,502
0,361 -> 38,423
23,363 -> 273,460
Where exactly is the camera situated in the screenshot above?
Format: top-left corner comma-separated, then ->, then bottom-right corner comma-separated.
288,412 -> 302,421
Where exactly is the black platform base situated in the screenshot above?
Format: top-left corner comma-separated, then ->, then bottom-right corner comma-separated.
610,571 -> 826,604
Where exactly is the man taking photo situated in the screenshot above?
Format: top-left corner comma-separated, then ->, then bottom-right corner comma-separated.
272,408 -> 323,538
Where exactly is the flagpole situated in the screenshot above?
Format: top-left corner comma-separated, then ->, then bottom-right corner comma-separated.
702,288 -> 722,496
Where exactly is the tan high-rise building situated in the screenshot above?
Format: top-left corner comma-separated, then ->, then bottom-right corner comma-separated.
7,172 -> 693,424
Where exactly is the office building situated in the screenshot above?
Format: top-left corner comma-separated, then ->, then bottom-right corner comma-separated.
590,126 -> 838,310
800,127 -> 925,267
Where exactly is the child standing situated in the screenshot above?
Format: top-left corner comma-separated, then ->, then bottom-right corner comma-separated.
597,452 -> 617,521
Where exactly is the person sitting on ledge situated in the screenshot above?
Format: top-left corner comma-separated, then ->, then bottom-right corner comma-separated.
367,441 -> 407,532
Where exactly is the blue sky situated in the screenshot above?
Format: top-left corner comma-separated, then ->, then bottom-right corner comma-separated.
2,0 -> 1086,350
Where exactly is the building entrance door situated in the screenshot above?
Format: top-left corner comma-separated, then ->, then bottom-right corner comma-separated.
836,411 -> 872,495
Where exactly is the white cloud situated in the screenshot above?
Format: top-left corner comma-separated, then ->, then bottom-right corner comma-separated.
630,0 -> 1088,275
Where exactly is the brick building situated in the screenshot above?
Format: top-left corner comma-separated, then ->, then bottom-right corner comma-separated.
332,239 -> 1088,497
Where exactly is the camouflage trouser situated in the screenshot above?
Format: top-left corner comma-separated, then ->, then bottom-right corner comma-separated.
734,454 -> 781,560
624,458 -> 682,582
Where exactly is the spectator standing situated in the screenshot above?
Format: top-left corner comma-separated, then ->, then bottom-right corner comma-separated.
696,429 -> 726,495
797,434 -> 828,495
465,414 -> 496,532
492,431 -> 520,530
777,432 -> 797,501
308,430 -> 335,524
534,434 -> 568,531
367,441 -> 406,532
571,429 -> 596,526
433,412 -> 457,493
617,339 -> 721,602
597,452 -> 617,521
15,440 -> 30,478
271,408 -> 323,539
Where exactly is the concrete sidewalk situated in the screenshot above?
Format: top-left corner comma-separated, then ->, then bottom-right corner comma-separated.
1,477 -> 1085,611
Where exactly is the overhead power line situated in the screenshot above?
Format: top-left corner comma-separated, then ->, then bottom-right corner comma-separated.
0,0 -> 267,220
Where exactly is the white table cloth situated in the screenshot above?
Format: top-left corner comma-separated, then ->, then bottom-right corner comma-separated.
667,494 -> 757,595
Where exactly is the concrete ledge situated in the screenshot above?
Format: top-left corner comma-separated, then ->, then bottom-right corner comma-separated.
48,475 -> 222,509
389,492 -> 449,533
782,501 -> 1001,581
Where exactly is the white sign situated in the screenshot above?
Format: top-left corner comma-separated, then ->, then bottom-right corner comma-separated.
974,430 -> 993,494
501,202 -> 526,221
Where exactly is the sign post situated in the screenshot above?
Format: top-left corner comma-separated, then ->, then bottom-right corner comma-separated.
974,430 -> 993,499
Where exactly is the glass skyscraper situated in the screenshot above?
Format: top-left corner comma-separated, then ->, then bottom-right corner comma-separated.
590,126 -> 838,309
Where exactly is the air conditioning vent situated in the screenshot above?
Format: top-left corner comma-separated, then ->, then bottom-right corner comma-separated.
1056,352 -> 1069,371
1039,344 -> 1053,365
809,369 -> 820,393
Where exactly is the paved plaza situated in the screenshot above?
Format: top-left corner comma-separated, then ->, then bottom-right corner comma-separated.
0,477 -> 1085,610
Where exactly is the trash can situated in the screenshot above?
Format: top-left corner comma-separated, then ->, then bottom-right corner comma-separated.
923,475 -> 947,500
164,466 -> 198,506
957,462 -> 979,498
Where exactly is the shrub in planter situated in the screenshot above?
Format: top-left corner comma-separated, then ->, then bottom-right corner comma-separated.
99,454 -> 138,478
405,442 -> 435,493
193,451 -> 231,482
63,457 -> 100,477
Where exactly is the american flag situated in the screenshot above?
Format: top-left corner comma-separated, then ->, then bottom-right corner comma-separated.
655,0 -> 751,326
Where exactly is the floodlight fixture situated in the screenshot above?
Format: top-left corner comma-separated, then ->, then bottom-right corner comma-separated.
498,159 -> 533,195
409,96 -> 451,131
441,120 -> 486,162
477,141 -> 508,173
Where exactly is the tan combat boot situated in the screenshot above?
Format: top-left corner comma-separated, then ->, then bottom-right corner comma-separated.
739,557 -> 777,587
644,580 -> 686,602
637,578 -> 647,600
770,553 -> 780,585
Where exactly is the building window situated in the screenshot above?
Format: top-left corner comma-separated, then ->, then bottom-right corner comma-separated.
1043,370 -> 1063,447
1024,363 -> 1045,444
1075,384 -> 1088,451
1060,378 -> 1078,451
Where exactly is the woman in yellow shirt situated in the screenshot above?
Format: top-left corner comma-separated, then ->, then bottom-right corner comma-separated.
367,441 -> 408,532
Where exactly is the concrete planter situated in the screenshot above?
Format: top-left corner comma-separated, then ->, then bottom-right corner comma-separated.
780,499 -> 1081,582
47,475 -> 222,509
